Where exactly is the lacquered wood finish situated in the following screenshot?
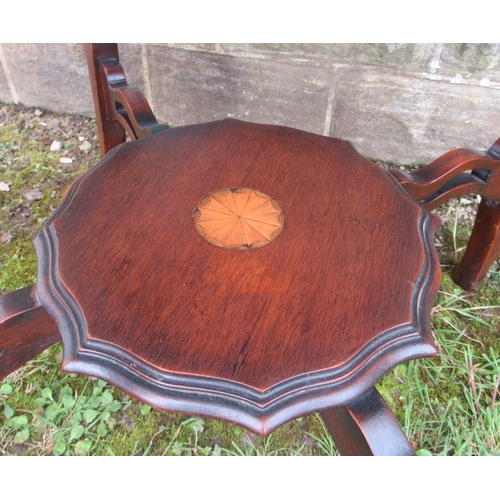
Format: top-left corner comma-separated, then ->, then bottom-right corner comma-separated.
34,119 -> 441,434
0,285 -> 60,379
85,41 -> 500,292
321,387 -> 415,456
2,43 -> 496,453
454,139 -> 500,290
85,41 -> 500,293
84,44 -> 169,156
454,199 -> 500,290
389,148 -> 500,206
389,145 -> 500,289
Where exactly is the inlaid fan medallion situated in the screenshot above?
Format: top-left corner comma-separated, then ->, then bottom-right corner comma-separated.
31,118 -> 442,436
193,188 -> 285,250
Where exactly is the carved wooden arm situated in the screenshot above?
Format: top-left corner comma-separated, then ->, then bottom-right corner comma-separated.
84,44 -> 169,157
0,286 -> 60,379
389,143 -> 500,290
389,148 -> 500,210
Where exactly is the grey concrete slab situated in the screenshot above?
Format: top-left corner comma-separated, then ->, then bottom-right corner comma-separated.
1,43 -> 500,165
330,70 -> 500,164
148,46 -> 332,134
220,44 -> 438,72
118,43 -> 146,91
162,43 -> 219,53
1,43 -> 93,116
0,61 -> 11,103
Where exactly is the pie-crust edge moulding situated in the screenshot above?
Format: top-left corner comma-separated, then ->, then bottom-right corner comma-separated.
34,209 -> 440,435
32,122 -> 442,435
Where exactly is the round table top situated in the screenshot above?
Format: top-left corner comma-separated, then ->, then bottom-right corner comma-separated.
34,119 -> 441,434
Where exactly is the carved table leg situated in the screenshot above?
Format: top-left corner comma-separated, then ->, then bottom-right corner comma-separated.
453,198 -> 500,290
0,285 -> 60,379
320,387 -> 415,456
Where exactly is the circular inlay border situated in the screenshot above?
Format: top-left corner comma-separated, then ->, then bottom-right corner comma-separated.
193,188 -> 285,250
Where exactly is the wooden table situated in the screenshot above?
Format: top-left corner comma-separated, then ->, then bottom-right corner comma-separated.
33,119 -> 441,454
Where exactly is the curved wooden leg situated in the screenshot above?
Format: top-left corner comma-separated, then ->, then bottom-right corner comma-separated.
454,139 -> 500,291
0,285 -> 60,379
320,387 -> 415,456
453,198 -> 500,291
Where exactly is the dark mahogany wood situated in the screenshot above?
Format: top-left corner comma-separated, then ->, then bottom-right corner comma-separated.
85,44 -> 125,155
453,199 -> 500,290
389,145 -> 500,289
388,148 -> 500,206
86,42 -> 500,292
34,119 -> 441,435
85,41 -> 500,292
454,139 -> 500,290
4,43 -> 498,453
0,285 -> 60,379
84,43 -> 169,157
0,42 -> 497,456
321,387 -> 415,456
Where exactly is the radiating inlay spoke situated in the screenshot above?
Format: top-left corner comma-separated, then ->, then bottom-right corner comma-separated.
193,188 -> 285,250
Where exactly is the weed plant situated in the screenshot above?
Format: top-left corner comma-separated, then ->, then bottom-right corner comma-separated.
0,102 -> 498,455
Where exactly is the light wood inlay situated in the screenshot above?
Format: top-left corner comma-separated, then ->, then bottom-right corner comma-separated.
193,188 -> 285,250
34,118 -> 442,435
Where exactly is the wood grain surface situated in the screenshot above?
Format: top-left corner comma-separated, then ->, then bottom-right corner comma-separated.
0,285 -> 60,379
84,43 -> 169,156
193,188 -> 285,250
321,387 -> 416,456
34,119 -> 441,433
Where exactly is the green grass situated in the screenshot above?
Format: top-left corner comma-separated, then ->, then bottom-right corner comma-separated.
0,102 -> 499,455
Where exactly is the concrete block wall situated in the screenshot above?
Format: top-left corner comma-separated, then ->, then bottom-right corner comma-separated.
1,43 -> 500,164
